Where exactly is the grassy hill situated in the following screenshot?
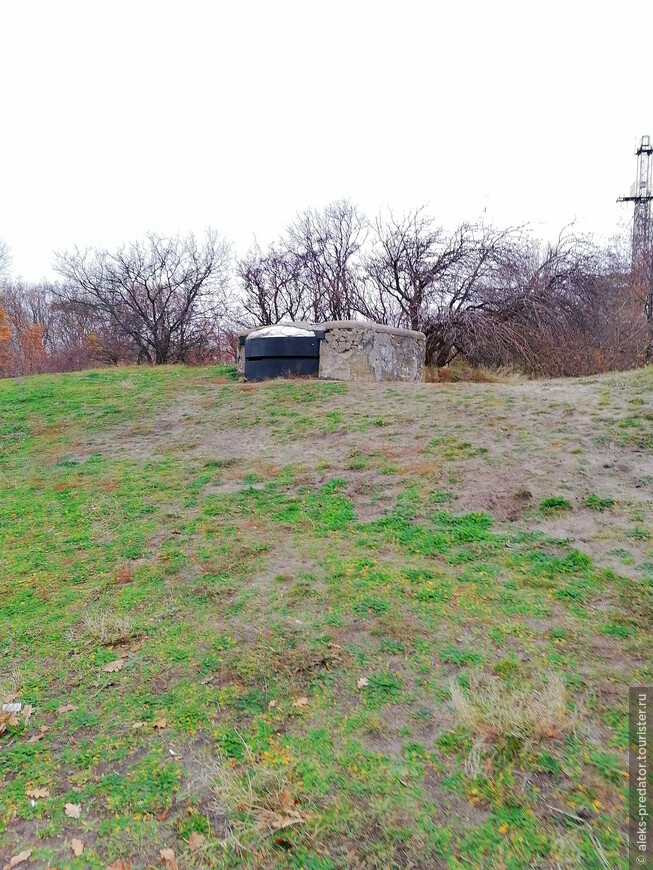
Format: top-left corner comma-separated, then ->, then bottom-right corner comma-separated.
1,365 -> 652,869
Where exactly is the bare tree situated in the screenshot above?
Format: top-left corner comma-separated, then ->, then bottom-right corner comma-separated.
286,200 -> 366,322
237,243 -> 306,325
53,231 -> 232,364
0,239 -> 10,287
236,201 -> 366,326
361,208 -> 474,334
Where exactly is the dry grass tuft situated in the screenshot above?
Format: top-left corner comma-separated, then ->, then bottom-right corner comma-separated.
450,671 -> 573,750
212,743 -> 305,848
425,361 -> 528,384
79,611 -> 134,645
0,668 -> 21,704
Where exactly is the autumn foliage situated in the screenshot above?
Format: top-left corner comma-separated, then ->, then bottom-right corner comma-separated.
0,306 -> 46,377
0,307 -> 12,373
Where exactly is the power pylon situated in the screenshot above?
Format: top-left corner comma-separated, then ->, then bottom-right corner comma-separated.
618,135 -> 653,322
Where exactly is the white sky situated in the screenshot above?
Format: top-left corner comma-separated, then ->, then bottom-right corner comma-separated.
1,0 -> 651,281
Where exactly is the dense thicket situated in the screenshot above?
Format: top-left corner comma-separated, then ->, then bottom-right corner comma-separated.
0,202 -> 650,377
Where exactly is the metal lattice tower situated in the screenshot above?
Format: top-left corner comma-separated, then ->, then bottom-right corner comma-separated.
618,135 -> 653,320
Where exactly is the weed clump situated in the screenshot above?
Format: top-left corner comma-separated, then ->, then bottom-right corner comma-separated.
539,496 -> 572,515
585,493 -> 615,511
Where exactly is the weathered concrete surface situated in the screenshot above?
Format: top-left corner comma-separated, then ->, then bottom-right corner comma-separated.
318,321 -> 424,382
236,321 -> 425,382
236,341 -> 245,375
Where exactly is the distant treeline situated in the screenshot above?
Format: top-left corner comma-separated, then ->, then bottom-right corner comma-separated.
0,201 -> 650,378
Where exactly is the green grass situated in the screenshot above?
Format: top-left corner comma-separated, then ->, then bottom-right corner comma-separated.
539,495 -> 573,515
585,493 -> 616,512
0,364 -> 651,868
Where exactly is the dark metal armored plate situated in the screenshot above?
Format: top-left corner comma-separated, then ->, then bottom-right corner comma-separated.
243,331 -> 325,381
245,336 -> 321,359
244,356 -> 320,381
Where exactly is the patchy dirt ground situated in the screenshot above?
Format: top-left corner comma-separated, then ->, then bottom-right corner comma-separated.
81,370 -> 653,581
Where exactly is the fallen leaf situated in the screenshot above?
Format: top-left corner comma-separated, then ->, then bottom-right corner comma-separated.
132,721 -> 145,730
103,659 -> 124,673
107,861 -> 131,870
22,705 -> 34,724
326,642 -> 342,650
292,697 -> 308,708
188,832 -> 205,851
57,704 -> 77,714
155,808 -> 170,822
152,718 -> 167,730
1,712 -> 19,730
71,838 -> 84,856
26,787 -> 49,799
256,788 -> 305,832
268,700 -> 277,708
159,848 -> 177,870
5,850 -> 32,869
257,808 -> 305,831
28,725 -> 49,743
357,677 -> 369,689
65,802 -> 81,819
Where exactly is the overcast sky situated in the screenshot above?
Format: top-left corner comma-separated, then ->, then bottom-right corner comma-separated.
1,0 -> 651,282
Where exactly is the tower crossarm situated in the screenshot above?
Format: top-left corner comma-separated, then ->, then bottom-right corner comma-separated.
617,195 -> 653,203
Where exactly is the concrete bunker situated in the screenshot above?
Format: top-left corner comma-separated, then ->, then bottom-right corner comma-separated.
237,321 -> 425,383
